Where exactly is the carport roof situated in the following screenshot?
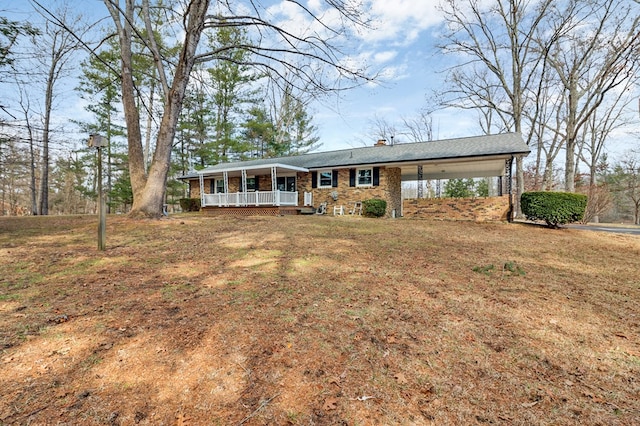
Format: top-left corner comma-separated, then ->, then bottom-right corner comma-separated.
185,132 -> 529,178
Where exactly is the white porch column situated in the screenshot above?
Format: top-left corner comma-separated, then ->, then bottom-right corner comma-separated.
241,169 -> 248,193
271,166 -> 279,206
198,173 -> 205,207
271,166 -> 277,191
223,171 -> 229,206
241,169 -> 248,206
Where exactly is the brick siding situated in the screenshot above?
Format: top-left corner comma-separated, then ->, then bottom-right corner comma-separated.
403,196 -> 512,222
297,167 -> 401,218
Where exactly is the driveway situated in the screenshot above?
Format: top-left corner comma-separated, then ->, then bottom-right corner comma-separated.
566,223 -> 640,235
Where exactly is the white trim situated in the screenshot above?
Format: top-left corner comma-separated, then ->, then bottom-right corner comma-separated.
356,167 -> 373,187
318,170 -> 333,188
214,178 -> 225,193
223,171 -> 229,206
198,163 -> 308,176
271,166 -> 277,192
202,191 -> 298,207
198,173 -> 204,206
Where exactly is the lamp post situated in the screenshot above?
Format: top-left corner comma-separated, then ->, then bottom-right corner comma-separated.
89,134 -> 107,250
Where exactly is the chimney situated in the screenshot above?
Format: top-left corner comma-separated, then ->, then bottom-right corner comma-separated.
375,139 -> 387,146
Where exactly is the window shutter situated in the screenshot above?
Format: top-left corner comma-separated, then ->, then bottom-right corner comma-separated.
349,169 -> 356,187
209,179 -> 214,194
373,167 -> 380,186
254,176 -> 260,191
311,171 -> 317,188
332,169 -> 339,187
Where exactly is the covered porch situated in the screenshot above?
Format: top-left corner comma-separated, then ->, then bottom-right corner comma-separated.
197,163 -> 310,208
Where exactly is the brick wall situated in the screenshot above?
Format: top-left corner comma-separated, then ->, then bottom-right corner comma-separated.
297,167 -> 399,217
188,167 -> 402,217
403,196 -> 512,222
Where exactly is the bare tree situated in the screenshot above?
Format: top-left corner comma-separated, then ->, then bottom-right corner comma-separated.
438,0 -> 555,217
401,109 -> 434,142
544,0 -> 640,192
610,153 -> 640,224
14,79 -> 41,215
101,0 -> 372,218
366,113 -> 398,144
29,5 -> 86,215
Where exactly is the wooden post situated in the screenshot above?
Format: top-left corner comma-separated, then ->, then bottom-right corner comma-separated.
90,134 -> 107,251
97,145 -> 106,250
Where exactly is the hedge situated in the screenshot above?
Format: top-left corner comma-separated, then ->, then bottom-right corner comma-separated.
362,199 -> 387,218
521,191 -> 587,228
179,198 -> 201,212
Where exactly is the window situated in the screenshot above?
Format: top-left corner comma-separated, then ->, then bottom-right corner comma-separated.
357,168 -> 372,186
215,178 -> 225,193
277,176 -> 296,192
318,171 -> 333,188
246,177 -> 257,191
312,170 -> 337,188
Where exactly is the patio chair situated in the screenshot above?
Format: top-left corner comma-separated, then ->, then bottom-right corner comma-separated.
315,202 -> 327,215
349,201 -> 362,215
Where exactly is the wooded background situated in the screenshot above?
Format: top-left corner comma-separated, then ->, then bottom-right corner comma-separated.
1,0 -> 640,223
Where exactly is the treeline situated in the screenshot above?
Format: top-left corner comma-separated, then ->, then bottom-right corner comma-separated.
0,4 -> 320,216
2,0 -> 640,223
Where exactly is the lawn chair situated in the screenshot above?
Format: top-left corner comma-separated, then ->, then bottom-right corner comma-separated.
315,202 -> 327,215
349,201 -> 362,215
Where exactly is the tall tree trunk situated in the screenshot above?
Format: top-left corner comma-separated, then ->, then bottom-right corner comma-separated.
39,69 -> 54,215
107,0 -> 209,218
28,124 -> 38,215
116,1 -> 146,205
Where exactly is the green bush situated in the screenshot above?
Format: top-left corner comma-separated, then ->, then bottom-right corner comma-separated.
362,199 -> 387,218
179,198 -> 201,212
521,191 -> 587,228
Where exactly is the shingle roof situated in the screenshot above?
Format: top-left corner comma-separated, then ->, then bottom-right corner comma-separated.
190,132 -> 529,176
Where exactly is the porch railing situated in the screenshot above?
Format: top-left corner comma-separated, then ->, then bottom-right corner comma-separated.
202,190 -> 298,207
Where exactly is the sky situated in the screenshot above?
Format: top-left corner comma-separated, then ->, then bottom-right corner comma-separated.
6,0 -> 635,160
3,0 -> 475,155
269,0 -> 468,151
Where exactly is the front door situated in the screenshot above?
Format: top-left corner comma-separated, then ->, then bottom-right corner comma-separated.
277,176 -> 296,192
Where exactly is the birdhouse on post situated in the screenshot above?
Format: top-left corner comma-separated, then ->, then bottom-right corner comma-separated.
89,134 -> 107,251
89,134 -> 106,148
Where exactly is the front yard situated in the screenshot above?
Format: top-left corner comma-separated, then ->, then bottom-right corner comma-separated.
1,214 -> 639,425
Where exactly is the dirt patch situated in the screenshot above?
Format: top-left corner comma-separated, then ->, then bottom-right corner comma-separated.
1,215 -> 639,425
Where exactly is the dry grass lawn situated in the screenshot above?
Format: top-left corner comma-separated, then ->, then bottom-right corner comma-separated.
0,214 -> 639,425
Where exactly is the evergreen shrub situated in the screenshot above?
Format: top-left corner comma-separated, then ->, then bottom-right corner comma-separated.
362,199 -> 387,218
179,198 -> 201,212
521,191 -> 587,228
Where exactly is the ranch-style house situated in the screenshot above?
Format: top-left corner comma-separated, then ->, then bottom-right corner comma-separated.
179,132 -> 530,221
